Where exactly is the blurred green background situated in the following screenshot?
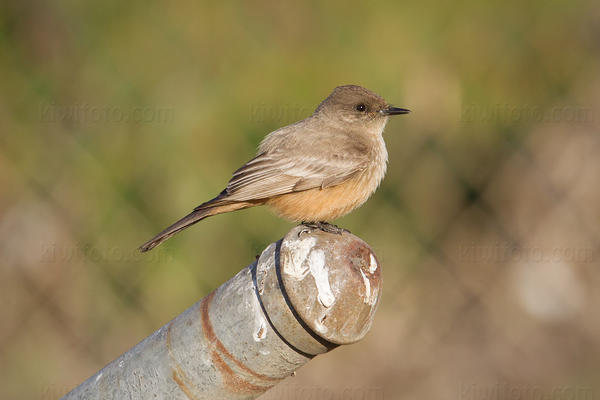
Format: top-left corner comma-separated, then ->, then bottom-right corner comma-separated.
1,0 -> 599,399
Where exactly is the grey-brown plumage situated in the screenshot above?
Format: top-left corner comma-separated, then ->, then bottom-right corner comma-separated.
140,85 -> 409,252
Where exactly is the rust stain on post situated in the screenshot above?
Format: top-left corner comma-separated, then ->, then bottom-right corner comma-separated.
346,240 -> 381,289
211,350 -> 273,395
166,321 -> 198,400
200,291 -> 280,394
171,370 -> 197,400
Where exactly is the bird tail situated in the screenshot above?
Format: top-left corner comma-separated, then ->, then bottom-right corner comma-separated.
139,200 -> 254,252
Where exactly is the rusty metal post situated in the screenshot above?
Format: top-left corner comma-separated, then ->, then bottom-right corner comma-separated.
61,226 -> 382,400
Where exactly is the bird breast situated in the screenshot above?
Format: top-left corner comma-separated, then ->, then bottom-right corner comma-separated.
266,135 -> 388,222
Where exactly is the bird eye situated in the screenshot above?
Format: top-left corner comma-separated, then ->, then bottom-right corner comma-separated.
355,103 -> 367,112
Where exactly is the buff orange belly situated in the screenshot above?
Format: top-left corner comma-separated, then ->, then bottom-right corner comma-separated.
265,174 -> 376,222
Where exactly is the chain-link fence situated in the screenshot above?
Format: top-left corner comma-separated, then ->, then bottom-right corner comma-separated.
2,1 -> 599,399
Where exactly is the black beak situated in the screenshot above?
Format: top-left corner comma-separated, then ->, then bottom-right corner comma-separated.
380,106 -> 411,116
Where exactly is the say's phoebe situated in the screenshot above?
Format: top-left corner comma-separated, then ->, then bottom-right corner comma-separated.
140,85 -> 409,252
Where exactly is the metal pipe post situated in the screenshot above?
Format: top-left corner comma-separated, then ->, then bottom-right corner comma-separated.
62,225 -> 382,400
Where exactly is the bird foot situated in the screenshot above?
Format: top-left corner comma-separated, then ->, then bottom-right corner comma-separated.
299,221 -> 350,236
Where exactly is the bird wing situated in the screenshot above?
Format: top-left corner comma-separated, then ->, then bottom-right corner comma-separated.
219,145 -> 368,202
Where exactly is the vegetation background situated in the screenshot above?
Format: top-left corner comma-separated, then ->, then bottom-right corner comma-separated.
1,1 -> 599,399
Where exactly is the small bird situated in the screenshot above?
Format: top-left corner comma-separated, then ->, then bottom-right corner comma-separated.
140,85 -> 409,252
